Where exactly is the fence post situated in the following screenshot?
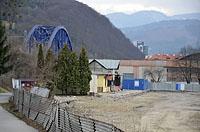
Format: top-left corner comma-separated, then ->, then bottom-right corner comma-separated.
93,120 -> 96,131
34,98 -> 41,121
66,111 -> 73,132
28,93 -> 32,118
17,90 -> 20,110
78,116 -> 83,132
44,102 -> 53,129
12,89 -> 15,106
21,90 -> 24,114
13,89 -> 15,104
56,103 -> 62,132
113,126 -> 116,132
64,108 -> 66,131
51,104 -> 57,131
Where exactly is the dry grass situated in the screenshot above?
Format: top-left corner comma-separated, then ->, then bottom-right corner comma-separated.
0,87 -> 9,93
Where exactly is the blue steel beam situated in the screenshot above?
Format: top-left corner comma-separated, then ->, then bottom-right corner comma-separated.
26,25 -> 72,53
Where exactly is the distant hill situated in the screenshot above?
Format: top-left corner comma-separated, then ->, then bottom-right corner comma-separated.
106,11 -> 167,28
121,20 -> 200,54
13,0 -> 144,59
171,13 -> 200,20
106,11 -> 200,28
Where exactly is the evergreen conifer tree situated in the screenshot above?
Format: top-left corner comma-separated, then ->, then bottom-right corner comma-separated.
68,52 -> 79,95
44,49 -> 55,84
0,21 -> 12,76
44,49 -> 56,96
79,48 -> 92,95
54,46 -> 91,95
37,44 -> 44,69
55,45 -> 71,94
36,44 -> 45,86
45,49 -> 54,65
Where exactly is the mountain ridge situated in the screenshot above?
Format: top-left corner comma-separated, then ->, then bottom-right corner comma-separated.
121,19 -> 200,54
107,11 -> 200,28
14,0 -> 145,59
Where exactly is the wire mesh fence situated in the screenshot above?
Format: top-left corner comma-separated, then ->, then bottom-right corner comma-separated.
12,89 -> 124,132
150,82 -> 200,92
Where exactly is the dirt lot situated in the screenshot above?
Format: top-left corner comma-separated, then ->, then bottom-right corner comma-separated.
60,91 -> 200,132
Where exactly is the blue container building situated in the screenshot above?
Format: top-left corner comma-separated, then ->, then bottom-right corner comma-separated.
122,79 -> 149,90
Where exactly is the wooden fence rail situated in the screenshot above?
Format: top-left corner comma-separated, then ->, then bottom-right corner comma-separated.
12,89 -> 124,132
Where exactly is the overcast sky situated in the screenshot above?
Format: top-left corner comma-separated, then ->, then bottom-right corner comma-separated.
77,0 -> 200,15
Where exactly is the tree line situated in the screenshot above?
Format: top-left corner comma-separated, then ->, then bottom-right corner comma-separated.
0,21 -> 92,95
36,44 -> 92,96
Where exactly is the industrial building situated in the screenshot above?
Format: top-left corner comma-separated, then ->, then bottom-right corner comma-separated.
89,58 -> 196,93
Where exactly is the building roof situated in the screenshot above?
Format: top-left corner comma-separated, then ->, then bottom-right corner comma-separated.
120,60 -> 180,68
146,54 -> 181,61
120,60 -> 167,67
89,59 -> 120,70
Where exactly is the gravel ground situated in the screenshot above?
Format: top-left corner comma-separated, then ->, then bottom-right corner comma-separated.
59,91 -> 200,132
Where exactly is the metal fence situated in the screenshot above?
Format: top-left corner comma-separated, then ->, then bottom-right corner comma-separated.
12,89 -> 123,132
184,84 -> 200,92
150,82 -> 200,92
150,82 -> 176,91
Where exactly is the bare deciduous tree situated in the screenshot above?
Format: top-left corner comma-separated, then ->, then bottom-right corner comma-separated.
191,54 -> 200,84
176,59 -> 192,84
144,69 -> 164,83
176,53 -> 200,84
194,61 -> 200,84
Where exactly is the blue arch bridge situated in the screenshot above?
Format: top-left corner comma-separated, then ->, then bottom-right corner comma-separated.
25,25 -> 72,53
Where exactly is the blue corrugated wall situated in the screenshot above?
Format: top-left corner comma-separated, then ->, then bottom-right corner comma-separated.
176,84 -> 180,90
122,79 -> 149,90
